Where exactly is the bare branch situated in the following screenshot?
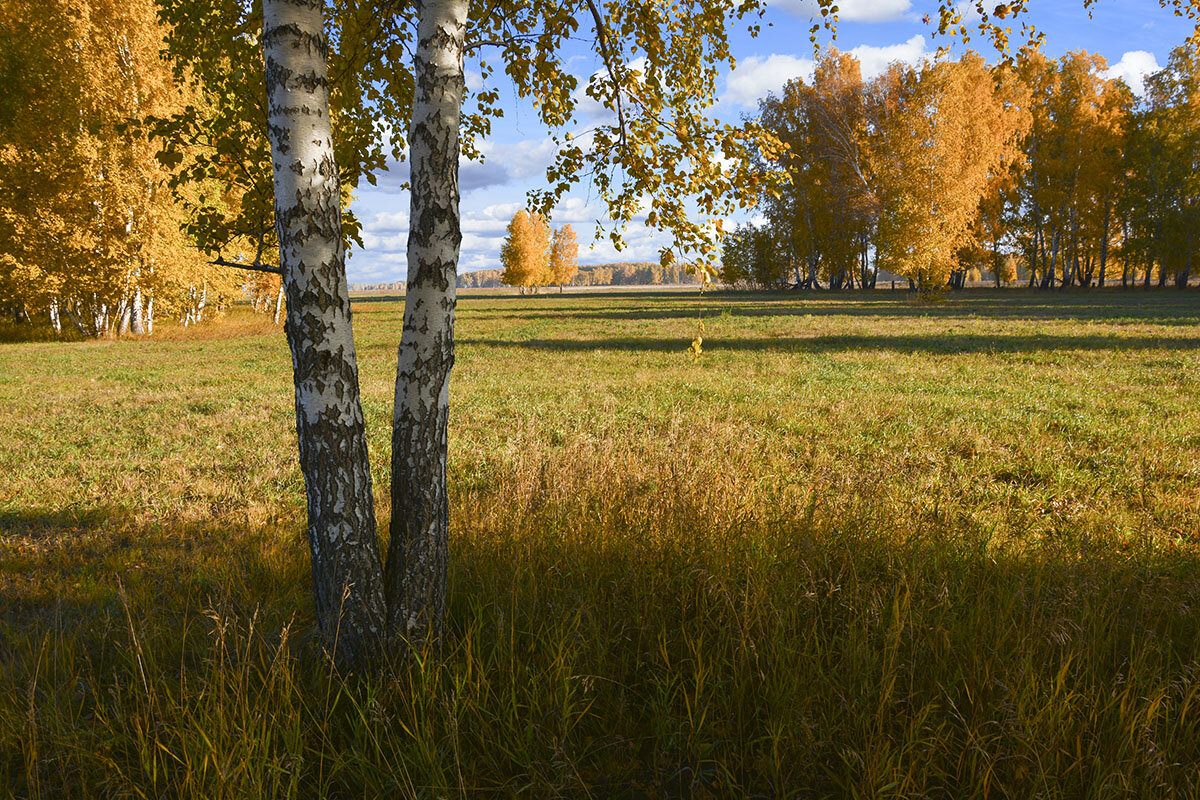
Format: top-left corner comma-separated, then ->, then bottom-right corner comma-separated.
586,0 -> 627,153
211,255 -> 283,275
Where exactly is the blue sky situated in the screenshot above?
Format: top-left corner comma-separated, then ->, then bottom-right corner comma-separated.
347,0 -> 1195,283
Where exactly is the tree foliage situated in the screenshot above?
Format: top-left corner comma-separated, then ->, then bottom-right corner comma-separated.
870,54 -> 1029,290
742,41 -> 1198,293
0,0 -> 231,334
150,0 -> 782,273
720,223 -> 791,288
1123,45 -> 1200,288
549,224 -> 579,291
500,209 -> 551,292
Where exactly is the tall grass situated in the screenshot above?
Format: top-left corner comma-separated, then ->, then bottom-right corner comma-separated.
2,291 -> 1199,797
4,422 -> 1199,797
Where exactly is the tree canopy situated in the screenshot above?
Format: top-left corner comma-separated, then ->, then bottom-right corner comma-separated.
0,0 -> 231,334
728,42 -> 1198,293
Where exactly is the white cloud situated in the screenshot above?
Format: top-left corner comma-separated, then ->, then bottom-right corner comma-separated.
954,0 -> 981,25
1103,50 -> 1160,96
488,137 -> 559,182
767,0 -> 912,23
571,56 -> 649,121
850,35 -> 930,80
363,210 -> 409,232
722,36 -> 929,107
461,201 -> 524,233
551,196 -> 600,225
367,137 -> 559,195
724,54 -> 816,106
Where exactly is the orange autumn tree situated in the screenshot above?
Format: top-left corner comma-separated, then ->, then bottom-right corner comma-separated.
868,54 -> 1030,293
965,63 -> 1031,287
757,49 -> 874,289
549,224 -> 579,292
500,210 -> 552,294
0,0 -> 230,335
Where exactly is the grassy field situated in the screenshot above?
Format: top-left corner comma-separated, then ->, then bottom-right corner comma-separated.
2,288 -> 1199,798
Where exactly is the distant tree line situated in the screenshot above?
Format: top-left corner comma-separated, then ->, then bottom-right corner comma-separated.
355,261 -> 702,292
452,261 -> 703,290
725,45 -> 1200,293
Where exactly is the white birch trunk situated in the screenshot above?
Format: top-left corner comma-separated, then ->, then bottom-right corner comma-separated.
385,0 -> 468,647
117,300 -> 132,336
130,286 -> 144,335
263,0 -> 387,668
273,282 -> 285,325
146,296 -> 154,335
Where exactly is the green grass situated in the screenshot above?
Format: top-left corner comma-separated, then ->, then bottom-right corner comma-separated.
2,288 -> 1199,798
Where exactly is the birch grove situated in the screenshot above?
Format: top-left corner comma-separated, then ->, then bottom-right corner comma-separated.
724,45 -> 1199,291
0,0 -> 236,334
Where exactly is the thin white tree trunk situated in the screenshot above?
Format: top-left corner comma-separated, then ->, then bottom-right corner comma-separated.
131,286 -> 144,335
273,281 -> 285,325
263,0 -> 386,668
117,299 -> 132,336
146,296 -> 154,335
385,0 -> 468,647
49,300 -> 61,334
197,281 -> 207,321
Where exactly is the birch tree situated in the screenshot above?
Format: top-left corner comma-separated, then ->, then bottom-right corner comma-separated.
868,56 -> 1029,291
549,225 -> 580,292
500,210 -> 552,293
0,0 -> 223,334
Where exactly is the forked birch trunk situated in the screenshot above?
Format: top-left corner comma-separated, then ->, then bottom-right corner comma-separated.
385,0 -> 468,647
262,0 -> 387,668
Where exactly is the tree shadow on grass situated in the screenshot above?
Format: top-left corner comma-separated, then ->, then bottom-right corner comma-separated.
459,330 -> 1200,355
447,518 -> 1200,795
358,288 -> 1200,327
0,506 -> 309,637
4,496 -> 1200,796
542,297 -> 1200,326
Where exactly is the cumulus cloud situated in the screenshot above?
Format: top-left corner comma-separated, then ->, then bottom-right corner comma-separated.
723,36 -> 929,107
368,137 -> 560,195
1103,50 -> 1161,96
571,56 -> 649,121
767,0 -> 912,23
849,34 -> 930,80
724,54 -> 816,106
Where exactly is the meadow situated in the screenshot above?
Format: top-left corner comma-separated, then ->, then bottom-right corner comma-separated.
2,288 -> 1199,798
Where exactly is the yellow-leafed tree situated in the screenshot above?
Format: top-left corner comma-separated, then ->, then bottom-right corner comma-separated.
549,224 -> 579,292
868,54 -> 1030,292
500,210 -> 552,293
0,0 -> 229,335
